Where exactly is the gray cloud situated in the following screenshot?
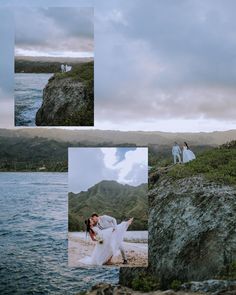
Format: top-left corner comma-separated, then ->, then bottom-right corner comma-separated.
15,7 -> 94,55
94,0 -> 236,125
0,8 -> 14,94
1,0 -> 236,130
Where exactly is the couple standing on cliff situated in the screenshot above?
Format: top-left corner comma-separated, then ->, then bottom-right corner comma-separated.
61,64 -> 72,72
172,142 -> 196,164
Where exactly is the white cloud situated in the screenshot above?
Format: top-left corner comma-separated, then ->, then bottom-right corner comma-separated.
101,148 -> 117,169
101,147 -> 148,185
115,148 -> 147,185
69,147 -> 148,193
2,1 -> 236,131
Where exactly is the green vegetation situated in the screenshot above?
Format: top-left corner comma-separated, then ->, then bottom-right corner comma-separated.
68,180 -> 148,231
54,61 -> 94,83
15,60 -> 63,73
167,141 -> 236,186
131,274 -> 160,292
0,136 -> 74,172
170,279 -> 182,291
0,135 -> 138,172
217,261 -> 236,280
148,144 -> 213,167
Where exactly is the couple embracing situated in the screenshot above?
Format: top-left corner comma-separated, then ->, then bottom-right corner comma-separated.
79,213 -> 133,266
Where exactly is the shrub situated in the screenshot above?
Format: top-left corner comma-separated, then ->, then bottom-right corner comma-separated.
167,143 -> 236,186
131,274 -> 160,292
170,279 -> 182,291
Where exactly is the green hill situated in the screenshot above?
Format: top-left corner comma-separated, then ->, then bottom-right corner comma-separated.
68,180 -> 148,231
0,135 -> 136,172
15,58 -> 94,74
0,136 -> 73,171
148,144 -> 214,167
167,140 -> 236,186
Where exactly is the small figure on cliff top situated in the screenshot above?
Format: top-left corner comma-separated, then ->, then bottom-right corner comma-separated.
172,142 -> 182,164
65,64 -> 72,72
182,142 -> 196,163
61,64 -> 66,72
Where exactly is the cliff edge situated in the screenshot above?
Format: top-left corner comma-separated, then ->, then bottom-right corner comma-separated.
120,142 -> 236,291
35,61 -> 94,126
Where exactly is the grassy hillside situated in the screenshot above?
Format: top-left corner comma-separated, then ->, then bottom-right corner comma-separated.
15,59 -> 93,74
149,144 -> 214,167
167,141 -> 236,185
15,60 -> 63,73
1,128 -> 236,146
0,135 -> 136,172
54,61 -> 93,82
69,180 -> 148,231
0,136 -> 73,171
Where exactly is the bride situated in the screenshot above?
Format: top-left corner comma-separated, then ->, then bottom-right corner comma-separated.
79,217 -> 133,266
182,142 -> 196,163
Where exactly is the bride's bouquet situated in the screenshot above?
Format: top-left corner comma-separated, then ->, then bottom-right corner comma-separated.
96,233 -> 104,244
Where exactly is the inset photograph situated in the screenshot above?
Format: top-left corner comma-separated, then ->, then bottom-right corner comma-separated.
68,147 -> 148,267
14,7 -> 94,126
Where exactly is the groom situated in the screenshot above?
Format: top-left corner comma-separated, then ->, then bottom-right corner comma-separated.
91,213 -> 128,264
172,142 -> 182,164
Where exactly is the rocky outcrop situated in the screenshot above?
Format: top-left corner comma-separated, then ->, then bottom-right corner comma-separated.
35,75 -> 93,126
119,169 -> 236,290
81,283 -> 205,295
182,280 -> 236,293
148,175 -> 236,286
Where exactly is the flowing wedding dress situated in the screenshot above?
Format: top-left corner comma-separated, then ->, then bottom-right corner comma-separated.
79,221 -> 129,266
182,146 -> 196,163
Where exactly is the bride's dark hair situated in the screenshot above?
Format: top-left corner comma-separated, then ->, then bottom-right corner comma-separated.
85,218 -> 95,235
184,142 -> 190,150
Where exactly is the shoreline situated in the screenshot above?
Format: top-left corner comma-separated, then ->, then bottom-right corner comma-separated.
68,232 -> 148,268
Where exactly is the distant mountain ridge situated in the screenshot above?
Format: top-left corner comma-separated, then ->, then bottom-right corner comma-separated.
15,56 -> 93,73
1,128 -> 236,146
68,180 -> 148,231
1,128 -> 235,171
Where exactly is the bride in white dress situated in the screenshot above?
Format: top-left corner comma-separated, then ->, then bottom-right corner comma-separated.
79,218 -> 133,266
182,142 -> 196,163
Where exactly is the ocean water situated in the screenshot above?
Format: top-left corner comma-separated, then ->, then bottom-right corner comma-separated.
0,173 -> 118,295
15,74 -> 52,126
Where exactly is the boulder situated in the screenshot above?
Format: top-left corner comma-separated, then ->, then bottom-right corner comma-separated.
148,175 -> 236,285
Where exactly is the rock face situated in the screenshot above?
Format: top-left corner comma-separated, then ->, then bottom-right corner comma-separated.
148,175 -> 236,285
35,76 -> 93,126
82,283 -> 204,295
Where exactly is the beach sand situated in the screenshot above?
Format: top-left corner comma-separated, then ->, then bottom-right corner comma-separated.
68,232 -> 148,268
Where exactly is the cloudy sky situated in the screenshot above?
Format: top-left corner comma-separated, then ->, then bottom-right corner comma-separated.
15,7 -> 94,58
1,0 -> 236,131
68,147 -> 148,193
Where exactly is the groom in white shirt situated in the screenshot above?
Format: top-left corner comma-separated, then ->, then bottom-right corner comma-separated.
172,142 -> 182,164
91,213 -> 128,264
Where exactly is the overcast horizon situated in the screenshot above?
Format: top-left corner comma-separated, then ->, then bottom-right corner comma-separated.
1,0 -> 236,132
14,7 -> 94,58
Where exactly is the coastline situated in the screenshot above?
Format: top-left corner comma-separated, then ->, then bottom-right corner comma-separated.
68,232 -> 148,268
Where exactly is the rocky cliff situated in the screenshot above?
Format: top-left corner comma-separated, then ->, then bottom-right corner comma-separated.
119,143 -> 236,290
35,75 -> 93,126
148,175 -> 236,285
